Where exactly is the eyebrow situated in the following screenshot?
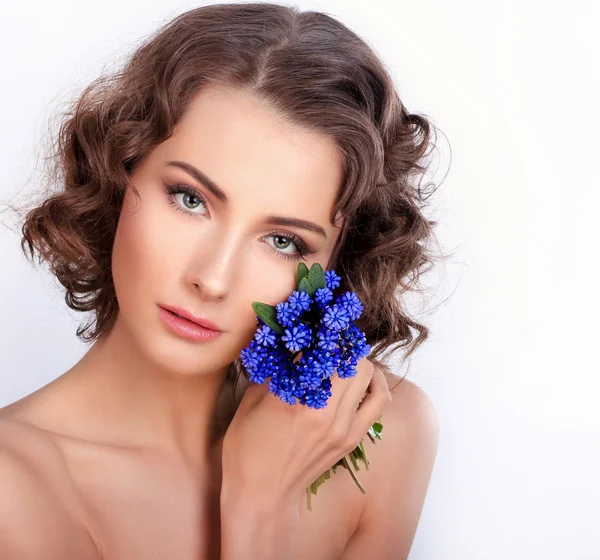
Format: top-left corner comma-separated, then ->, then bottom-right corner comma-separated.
166,160 -> 328,239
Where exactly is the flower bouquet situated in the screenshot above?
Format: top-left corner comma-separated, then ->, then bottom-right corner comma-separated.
239,262 -> 384,511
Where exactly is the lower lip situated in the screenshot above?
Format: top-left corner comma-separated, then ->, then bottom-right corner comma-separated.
158,307 -> 223,341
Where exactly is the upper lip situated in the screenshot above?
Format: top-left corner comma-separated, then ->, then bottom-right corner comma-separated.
159,304 -> 224,332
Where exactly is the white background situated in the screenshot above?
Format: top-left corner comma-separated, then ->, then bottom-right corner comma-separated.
1,1 -> 598,558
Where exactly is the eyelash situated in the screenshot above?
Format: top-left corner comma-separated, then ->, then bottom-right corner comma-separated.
165,184 -> 313,262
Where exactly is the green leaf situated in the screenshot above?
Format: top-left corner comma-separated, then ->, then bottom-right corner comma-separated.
373,421 -> 383,440
367,420 -> 384,442
251,301 -> 285,335
297,277 -> 315,297
296,262 -> 309,287
308,262 -> 326,291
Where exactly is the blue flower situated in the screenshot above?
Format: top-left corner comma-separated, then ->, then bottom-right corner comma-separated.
276,301 -> 300,327
240,340 -> 266,370
336,360 -> 357,379
317,327 -> 339,352
287,290 -> 312,313
314,286 -> 334,308
322,304 -> 351,331
240,265 -> 370,409
310,349 -> 338,378
248,367 -> 269,384
325,269 -> 341,291
268,369 -> 298,405
281,323 -> 312,353
338,291 -> 364,320
299,382 -> 331,409
297,370 -> 322,391
254,324 -> 279,347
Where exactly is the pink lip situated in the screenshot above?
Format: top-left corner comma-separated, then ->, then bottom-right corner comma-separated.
158,304 -> 223,331
158,304 -> 225,341
159,307 -> 223,341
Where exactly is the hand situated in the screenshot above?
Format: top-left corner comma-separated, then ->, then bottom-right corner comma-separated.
220,356 -> 392,509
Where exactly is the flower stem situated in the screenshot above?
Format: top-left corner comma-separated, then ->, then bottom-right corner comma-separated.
359,440 -> 370,470
342,455 -> 365,493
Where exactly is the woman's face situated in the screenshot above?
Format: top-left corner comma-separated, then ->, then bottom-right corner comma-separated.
111,85 -> 344,376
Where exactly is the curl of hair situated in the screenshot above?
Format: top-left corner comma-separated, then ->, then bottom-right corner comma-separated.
14,3 -> 447,415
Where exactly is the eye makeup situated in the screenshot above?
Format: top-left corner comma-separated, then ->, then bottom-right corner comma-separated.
164,183 -> 316,262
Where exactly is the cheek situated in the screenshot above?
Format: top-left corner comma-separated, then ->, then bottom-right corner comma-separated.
241,264 -> 298,329
112,191 -> 177,310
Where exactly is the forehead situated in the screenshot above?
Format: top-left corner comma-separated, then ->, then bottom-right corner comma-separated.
158,85 -> 343,227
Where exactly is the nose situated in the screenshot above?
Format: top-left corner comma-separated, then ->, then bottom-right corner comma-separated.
191,277 -> 226,302
184,229 -> 242,302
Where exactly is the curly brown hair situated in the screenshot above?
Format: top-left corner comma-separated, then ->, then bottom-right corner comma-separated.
10,3 -> 446,404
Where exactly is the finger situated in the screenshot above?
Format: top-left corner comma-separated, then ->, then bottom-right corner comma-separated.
348,365 -> 392,443
325,365 -> 357,407
335,358 -> 375,424
319,356 -> 366,412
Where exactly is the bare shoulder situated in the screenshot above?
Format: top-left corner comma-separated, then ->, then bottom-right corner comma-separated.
377,368 -> 440,470
342,369 -> 440,560
0,417 -> 100,559
383,370 -> 439,429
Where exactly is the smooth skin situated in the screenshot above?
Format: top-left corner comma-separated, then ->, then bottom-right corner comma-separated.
0,85 -> 439,559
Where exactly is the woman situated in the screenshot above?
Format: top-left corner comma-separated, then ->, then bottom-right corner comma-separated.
0,3 -> 441,559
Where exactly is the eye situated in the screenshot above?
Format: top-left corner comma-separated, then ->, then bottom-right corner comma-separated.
263,231 -> 312,262
166,184 -> 209,217
165,183 -> 314,262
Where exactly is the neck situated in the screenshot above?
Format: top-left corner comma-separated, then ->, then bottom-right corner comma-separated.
59,314 -> 233,470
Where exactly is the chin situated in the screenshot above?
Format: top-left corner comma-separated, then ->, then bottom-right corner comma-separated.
151,327 -> 245,377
